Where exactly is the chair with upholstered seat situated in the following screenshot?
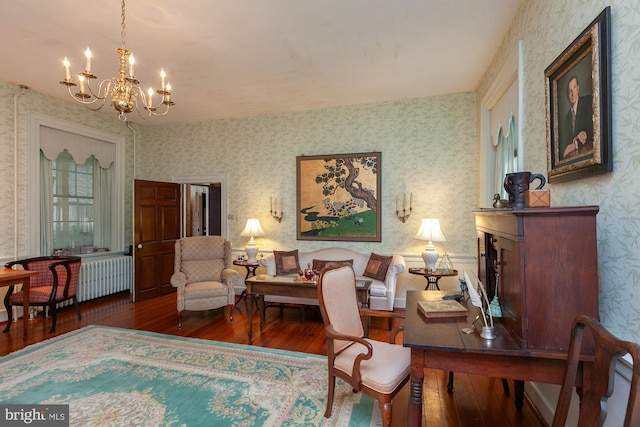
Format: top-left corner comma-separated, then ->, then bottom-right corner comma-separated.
317,264 -> 410,427
170,236 -> 239,329
552,314 -> 640,427
3,256 -> 82,333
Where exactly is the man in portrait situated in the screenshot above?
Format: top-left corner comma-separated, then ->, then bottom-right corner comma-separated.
561,75 -> 593,160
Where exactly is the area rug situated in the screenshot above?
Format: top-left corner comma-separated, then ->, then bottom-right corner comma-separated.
0,326 -> 381,426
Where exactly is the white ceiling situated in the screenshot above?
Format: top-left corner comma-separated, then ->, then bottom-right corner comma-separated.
2,1 -> 521,125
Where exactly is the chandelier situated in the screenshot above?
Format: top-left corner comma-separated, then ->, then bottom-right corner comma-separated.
59,0 -> 174,121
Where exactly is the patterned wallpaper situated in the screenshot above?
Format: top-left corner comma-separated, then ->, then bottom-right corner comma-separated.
478,0 -> 640,342
0,81 -> 134,260
137,94 -> 479,260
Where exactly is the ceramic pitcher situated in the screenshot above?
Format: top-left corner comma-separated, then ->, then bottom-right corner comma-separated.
503,172 -> 546,208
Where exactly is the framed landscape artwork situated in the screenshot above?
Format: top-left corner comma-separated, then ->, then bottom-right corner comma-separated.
544,6 -> 611,182
297,152 -> 381,241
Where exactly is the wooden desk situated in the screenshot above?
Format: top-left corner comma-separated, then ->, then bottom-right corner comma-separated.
403,290 -> 586,427
0,268 -> 38,340
245,275 -> 371,340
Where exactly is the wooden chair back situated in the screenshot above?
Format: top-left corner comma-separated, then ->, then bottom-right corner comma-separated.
552,315 -> 640,427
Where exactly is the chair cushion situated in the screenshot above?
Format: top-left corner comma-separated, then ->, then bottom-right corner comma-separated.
363,253 -> 393,282
182,259 -> 225,283
312,259 -> 353,271
334,339 -> 410,394
184,281 -> 228,298
274,250 -> 301,275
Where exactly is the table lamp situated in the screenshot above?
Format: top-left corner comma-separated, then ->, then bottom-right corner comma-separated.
240,218 -> 265,263
414,218 -> 446,271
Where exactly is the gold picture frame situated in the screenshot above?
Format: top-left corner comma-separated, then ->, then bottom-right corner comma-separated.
545,7 -> 612,182
297,152 -> 381,241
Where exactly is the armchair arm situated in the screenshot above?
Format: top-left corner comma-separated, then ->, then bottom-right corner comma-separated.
170,272 -> 187,288
221,268 -> 240,286
326,324 -> 373,388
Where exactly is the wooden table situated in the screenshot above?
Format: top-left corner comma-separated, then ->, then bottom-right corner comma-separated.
233,259 -> 260,280
408,268 -> 458,290
245,275 -> 371,340
0,268 -> 38,340
403,290 -> 589,427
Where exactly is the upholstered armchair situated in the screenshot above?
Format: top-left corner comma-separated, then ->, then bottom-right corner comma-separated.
3,256 -> 82,333
170,236 -> 239,329
317,264 -> 410,427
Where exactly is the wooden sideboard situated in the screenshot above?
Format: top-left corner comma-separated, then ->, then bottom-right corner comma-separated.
473,206 -> 600,354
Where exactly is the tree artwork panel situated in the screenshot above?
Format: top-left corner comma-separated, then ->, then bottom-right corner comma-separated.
297,152 -> 381,241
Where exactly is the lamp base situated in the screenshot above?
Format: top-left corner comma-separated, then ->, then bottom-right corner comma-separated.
245,246 -> 259,263
422,249 -> 439,272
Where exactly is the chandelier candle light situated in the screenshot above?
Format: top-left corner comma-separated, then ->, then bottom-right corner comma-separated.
240,219 -> 265,263
414,218 -> 446,271
60,0 -> 174,121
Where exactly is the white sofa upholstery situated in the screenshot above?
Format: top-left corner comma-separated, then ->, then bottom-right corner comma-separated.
259,248 -> 405,311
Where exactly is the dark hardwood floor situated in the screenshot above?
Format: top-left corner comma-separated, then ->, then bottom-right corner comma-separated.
0,292 -> 548,427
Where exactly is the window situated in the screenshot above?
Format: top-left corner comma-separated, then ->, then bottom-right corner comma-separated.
51,151 -> 95,253
28,112 -> 125,257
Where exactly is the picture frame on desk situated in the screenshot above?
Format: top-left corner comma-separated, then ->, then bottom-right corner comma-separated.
544,6 -> 611,183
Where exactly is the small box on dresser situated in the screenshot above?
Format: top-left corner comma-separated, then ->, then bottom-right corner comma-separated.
525,189 -> 550,207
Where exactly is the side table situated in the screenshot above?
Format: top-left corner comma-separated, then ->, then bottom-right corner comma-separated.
233,259 -> 260,280
408,268 -> 458,290
233,259 -> 260,308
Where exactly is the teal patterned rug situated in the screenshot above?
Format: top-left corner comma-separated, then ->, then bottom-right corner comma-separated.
0,326 -> 381,426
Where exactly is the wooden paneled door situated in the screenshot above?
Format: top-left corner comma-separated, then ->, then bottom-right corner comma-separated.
134,180 -> 181,302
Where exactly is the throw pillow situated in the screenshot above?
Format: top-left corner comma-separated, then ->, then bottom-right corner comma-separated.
274,250 -> 301,275
363,252 -> 393,281
312,259 -> 354,271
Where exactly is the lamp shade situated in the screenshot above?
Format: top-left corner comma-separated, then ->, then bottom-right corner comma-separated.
415,218 -> 446,271
240,219 -> 265,263
240,219 -> 265,238
414,218 -> 446,242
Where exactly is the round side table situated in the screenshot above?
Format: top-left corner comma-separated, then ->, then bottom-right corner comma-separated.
233,259 -> 260,280
408,268 -> 458,290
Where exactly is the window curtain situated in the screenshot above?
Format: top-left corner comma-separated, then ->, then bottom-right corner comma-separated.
494,113 -> 518,199
93,158 -> 112,248
40,153 -> 53,256
39,153 -> 113,255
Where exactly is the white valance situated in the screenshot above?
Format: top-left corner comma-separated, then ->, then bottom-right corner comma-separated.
40,126 -> 115,169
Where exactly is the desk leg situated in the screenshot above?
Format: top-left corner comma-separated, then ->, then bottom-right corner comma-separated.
409,349 -> 424,427
514,380 -> 524,411
23,279 -> 30,341
259,295 -> 265,332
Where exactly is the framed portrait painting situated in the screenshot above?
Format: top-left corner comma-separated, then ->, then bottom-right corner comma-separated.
297,152 -> 381,242
545,6 -> 611,183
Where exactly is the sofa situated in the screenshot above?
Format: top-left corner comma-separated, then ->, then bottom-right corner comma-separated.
259,247 -> 405,311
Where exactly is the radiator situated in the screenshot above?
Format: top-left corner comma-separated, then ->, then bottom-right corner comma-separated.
77,255 -> 132,302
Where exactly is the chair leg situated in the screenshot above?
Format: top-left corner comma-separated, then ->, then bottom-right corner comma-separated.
324,374 -> 336,418
3,299 -> 12,332
228,304 -> 235,322
177,310 -> 183,329
379,401 -> 392,427
447,371 -> 454,392
73,297 -> 82,320
48,304 -> 57,333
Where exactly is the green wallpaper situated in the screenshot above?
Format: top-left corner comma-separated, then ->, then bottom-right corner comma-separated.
478,0 -> 640,342
138,94 -> 479,259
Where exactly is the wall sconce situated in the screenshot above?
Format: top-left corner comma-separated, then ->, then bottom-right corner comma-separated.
270,196 -> 283,223
395,192 -> 412,223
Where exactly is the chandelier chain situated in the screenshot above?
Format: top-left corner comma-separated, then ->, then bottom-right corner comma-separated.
120,0 -> 126,50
